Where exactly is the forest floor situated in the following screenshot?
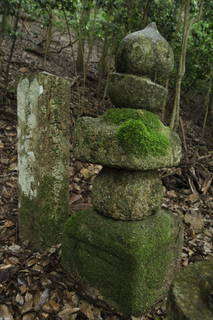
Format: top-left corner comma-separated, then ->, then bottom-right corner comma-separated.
0,19 -> 212,320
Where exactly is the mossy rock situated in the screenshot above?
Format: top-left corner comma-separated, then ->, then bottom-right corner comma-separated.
167,260 -> 213,320
108,73 -> 167,112
92,168 -> 163,220
62,208 -> 183,316
73,110 -> 182,170
115,23 -> 174,83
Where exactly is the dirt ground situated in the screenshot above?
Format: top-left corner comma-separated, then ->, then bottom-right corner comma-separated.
0,19 -> 212,320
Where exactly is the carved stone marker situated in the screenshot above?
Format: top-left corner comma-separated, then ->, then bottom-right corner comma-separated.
62,23 -> 183,316
17,72 -> 70,248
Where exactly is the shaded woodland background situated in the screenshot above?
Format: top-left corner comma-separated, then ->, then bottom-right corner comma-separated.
1,0 -> 212,130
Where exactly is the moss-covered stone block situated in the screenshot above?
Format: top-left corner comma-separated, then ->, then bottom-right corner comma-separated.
108,73 -> 167,112
115,23 -> 174,83
62,208 -> 183,316
17,72 -> 70,248
167,260 -> 213,320
92,168 -> 163,220
73,111 -> 182,170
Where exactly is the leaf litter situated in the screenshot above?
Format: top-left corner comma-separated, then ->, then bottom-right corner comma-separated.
1,101 -> 212,320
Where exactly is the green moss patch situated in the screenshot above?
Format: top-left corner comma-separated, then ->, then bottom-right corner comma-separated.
103,108 -> 161,129
117,119 -> 169,156
103,109 -> 169,156
104,108 -> 140,125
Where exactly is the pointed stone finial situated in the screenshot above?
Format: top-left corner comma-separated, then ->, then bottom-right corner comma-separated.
140,22 -> 165,41
115,22 -> 174,81
149,22 -> 157,29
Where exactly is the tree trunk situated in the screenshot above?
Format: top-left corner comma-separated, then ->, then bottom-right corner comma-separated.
96,37 -> 109,97
170,0 -> 193,130
42,12 -> 53,68
76,3 -> 92,73
0,6 -> 10,52
76,39 -> 85,73
161,78 -> 169,122
170,0 -> 204,130
142,0 -> 151,27
202,72 -> 212,137
5,0 -> 23,86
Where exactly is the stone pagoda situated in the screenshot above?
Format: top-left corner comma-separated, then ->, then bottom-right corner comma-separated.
62,23 -> 183,316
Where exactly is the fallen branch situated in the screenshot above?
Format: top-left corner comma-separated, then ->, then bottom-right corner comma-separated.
201,175 -> 213,195
56,39 -> 78,54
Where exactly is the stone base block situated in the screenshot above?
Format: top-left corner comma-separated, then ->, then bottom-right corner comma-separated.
108,73 -> 167,112
62,208 -> 183,316
167,260 -> 213,320
92,168 -> 163,220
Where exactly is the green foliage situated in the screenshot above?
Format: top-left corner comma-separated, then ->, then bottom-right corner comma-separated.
117,119 -> 169,157
31,0 -> 76,11
1,0 -> 212,105
1,0 -> 21,14
185,18 -> 213,88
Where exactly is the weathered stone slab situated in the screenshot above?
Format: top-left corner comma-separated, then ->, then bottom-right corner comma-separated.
62,208 -> 183,316
92,168 -> 163,220
17,72 -> 70,248
73,115 -> 182,170
167,260 -> 213,320
115,23 -> 174,83
108,73 -> 167,112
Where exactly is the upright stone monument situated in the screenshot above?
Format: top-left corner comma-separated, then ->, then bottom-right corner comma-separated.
62,23 -> 183,316
17,72 -> 70,248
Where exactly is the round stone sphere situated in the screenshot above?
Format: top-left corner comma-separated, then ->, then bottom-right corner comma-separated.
115,22 -> 174,81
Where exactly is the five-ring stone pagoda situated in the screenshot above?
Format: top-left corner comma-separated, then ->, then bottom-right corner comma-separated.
62,23 -> 184,317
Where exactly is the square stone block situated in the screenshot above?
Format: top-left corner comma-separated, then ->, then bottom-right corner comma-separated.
62,208 -> 183,316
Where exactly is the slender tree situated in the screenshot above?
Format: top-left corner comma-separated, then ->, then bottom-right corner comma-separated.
5,0 -> 23,86
170,0 -> 204,130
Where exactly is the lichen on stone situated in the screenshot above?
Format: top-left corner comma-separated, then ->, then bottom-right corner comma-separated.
19,174 -> 69,248
17,72 -> 70,248
92,168 -> 163,220
115,22 -> 174,82
108,73 -> 168,111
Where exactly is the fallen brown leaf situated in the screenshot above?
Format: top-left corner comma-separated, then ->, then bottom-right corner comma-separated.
0,304 -> 14,320
58,305 -> 80,320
